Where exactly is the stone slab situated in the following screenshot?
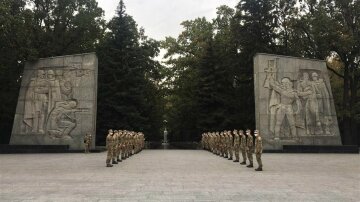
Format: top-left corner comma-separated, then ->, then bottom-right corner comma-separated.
10,53 -> 98,150
254,53 -> 342,150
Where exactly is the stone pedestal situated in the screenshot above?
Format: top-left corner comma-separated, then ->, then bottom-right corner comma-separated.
10,53 -> 98,150
254,53 -> 341,150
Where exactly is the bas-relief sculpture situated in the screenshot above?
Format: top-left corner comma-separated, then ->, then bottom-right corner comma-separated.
10,53 -> 97,150
254,54 -> 341,149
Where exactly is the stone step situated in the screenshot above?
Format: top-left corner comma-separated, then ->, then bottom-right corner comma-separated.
282,145 -> 359,153
0,145 -> 105,154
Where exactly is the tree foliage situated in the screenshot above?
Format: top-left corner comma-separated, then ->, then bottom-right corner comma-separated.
0,0 -> 165,144
0,0 -> 358,145
162,0 -> 359,145
96,1 -> 164,143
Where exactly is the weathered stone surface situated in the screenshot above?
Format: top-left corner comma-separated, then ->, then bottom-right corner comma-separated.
254,53 -> 341,149
10,53 -> 98,150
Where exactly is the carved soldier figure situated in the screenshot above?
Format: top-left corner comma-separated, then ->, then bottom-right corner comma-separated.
46,70 -> 62,112
106,129 -> 114,167
46,100 -> 78,139
311,72 -> 332,135
298,72 -> 321,135
269,77 -> 300,139
233,130 -> 240,162
254,130 -> 263,171
24,70 -> 49,134
246,129 -> 254,168
239,130 -> 247,165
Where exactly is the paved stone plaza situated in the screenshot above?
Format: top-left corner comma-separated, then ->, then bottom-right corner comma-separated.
0,150 -> 359,202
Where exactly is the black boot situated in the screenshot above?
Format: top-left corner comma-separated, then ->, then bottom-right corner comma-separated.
255,167 -> 263,171
228,157 -> 233,160
106,164 -> 113,167
233,160 -> 239,162
112,160 -> 118,164
240,161 -> 246,165
246,163 -> 253,168
117,158 -> 122,162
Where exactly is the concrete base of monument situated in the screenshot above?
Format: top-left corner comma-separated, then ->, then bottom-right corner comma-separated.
282,145 -> 359,153
264,136 -> 343,150
10,134 -> 88,150
0,145 -> 105,154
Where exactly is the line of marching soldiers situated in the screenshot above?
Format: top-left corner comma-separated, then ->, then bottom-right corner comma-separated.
201,129 -> 263,171
105,129 -> 145,167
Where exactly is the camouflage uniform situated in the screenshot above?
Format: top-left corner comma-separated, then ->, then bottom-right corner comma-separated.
84,133 -> 91,153
111,131 -> 119,164
227,131 -> 233,160
240,130 -> 247,165
220,133 -> 226,158
116,131 -> 122,162
120,132 -> 125,160
202,133 -> 208,150
215,132 -> 220,155
254,130 -> 263,171
106,129 -> 114,167
246,129 -> 254,168
233,130 -> 240,162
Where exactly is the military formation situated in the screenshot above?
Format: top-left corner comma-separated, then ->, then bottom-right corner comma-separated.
105,129 -> 145,167
201,129 -> 263,171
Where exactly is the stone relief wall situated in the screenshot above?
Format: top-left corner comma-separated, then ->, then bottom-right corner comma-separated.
254,54 -> 341,149
10,53 -> 97,150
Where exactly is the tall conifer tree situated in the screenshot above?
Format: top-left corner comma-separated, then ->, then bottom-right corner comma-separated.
97,0 -> 163,143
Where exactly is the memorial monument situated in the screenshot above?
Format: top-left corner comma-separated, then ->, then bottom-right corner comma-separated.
10,53 -> 98,150
254,53 -> 341,150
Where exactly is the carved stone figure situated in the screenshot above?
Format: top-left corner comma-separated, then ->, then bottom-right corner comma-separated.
11,53 -> 98,150
269,77 -> 301,139
254,53 -> 342,150
47,70 -> 62,112
24,70 -> 49,134
46,100 -> 78,139
311,72 -> 332,135
297,72 -> 321,135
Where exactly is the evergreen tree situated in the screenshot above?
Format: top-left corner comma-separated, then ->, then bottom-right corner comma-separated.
231,0 -> 279,128
97,0 -> 163,143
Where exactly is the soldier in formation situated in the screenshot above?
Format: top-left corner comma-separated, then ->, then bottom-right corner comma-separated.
246,129 -> 254,168
254,130 -> 263,171
83,132 -> 92,153
105,129 -> 145,167
201,128 -> 263,171
233,130 -> 240,162
239,130 -> 247,165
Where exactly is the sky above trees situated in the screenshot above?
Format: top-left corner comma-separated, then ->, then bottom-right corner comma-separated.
96,0 -> 238,40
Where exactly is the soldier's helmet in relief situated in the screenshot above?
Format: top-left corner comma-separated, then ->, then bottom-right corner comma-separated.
108,129 -> 113,134
246,129 -> 251,135
254,130 -> 259,135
